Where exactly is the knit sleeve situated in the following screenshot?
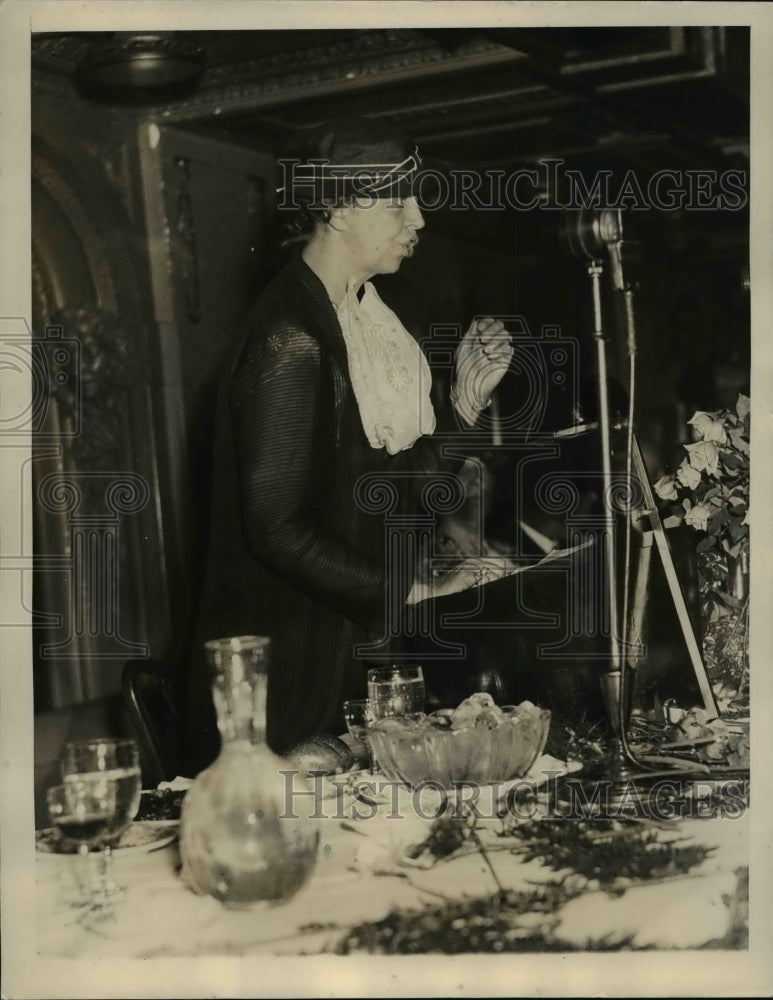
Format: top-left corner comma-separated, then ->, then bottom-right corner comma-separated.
230,323 -> 393,633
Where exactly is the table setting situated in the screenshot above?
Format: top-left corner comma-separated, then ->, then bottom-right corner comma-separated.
35,638 -> 750,960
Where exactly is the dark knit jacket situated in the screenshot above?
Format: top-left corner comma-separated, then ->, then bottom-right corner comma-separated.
183,255 -> 463,774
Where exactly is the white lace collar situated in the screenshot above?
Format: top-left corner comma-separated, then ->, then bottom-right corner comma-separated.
336,280 -> 436,454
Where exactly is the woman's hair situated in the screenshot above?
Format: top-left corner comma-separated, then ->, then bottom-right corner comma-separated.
278,201 -> 332,254
278,197 -> 353,255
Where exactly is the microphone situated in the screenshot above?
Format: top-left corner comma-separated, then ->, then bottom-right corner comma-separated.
561,208 -> 638,292
561,207 -> 621,260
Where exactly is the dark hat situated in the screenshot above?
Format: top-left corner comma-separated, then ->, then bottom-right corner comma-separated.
277,116 -> 421,204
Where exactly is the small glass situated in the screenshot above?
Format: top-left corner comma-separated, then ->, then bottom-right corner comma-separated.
367,665 -> 425,722
61,738 -> 140,896
342,699 -> 375,773
61,738 -> 141,839
47,778 -> 116,913
366,666 -> 425,772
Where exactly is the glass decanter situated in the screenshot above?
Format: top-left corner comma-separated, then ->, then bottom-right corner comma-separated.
179,635 -> 319,907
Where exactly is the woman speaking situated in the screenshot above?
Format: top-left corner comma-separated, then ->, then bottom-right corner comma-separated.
183,116 -> 515,775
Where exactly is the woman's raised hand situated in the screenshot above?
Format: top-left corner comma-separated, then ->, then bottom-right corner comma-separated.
452,317 -> 513,427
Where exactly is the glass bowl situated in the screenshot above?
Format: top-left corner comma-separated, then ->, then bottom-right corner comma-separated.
368,704 -> 550,788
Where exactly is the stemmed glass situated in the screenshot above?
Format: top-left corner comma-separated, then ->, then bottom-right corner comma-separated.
47,777 -> 117,914
61,738 -> 141,896
366,666 -> 425,771
342,699 -> 376,773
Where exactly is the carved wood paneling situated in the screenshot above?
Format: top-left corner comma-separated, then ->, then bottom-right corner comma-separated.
137,125 -> 278,664
32,153 -> 118,312
30,141 -> 175,709
171,156 -> 201,324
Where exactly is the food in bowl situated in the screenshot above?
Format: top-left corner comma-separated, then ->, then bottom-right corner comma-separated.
368,693 -> 550,787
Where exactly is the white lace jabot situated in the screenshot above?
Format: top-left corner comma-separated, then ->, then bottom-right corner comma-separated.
336,279 -> 436,454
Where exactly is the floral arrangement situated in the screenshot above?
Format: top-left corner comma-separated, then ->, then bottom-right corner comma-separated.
654,395 -> 750,714
654,393 -> 750,562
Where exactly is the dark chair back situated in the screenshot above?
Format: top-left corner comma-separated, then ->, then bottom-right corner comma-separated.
122,659 -> 181,788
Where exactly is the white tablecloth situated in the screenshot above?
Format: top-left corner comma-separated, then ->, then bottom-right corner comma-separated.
36,761 -> 749,959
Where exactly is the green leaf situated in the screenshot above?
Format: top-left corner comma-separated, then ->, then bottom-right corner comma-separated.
696,534 -> 717,553
714,589 -> 743,611
722,452 -> 744,470
722,539 -> 742,558
728,427 -> 750,456
729,520 -> 749,543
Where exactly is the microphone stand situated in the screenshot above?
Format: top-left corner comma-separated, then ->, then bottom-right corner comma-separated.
564,210 -> 717,804
586,257 -> 627,772
585,250 -> 649,791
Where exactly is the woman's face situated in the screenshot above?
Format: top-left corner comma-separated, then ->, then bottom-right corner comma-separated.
341,195 -> 425,277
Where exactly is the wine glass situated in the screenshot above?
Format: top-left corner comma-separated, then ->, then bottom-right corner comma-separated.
366,666 -> 425,771
47,778 -> 117,913
342,699 -> 376,773
61,738 -> 141,895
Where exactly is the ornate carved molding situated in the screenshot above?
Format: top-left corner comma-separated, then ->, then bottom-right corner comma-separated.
32,32 -> 92,69
32,27 -> 730,122
202,28 -> 439,84
31,240 -> 55,324
386,86 -> 567,136
33,29 -> 520,123
593,27 -> 719,92
82,135 -> 140,226
154,35 -> 519,124
46,305 -> 139,470
172,156 -> 201,323
32,152 -> 118,313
